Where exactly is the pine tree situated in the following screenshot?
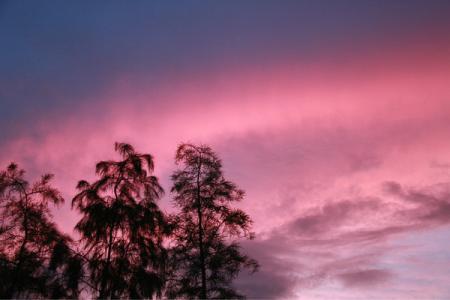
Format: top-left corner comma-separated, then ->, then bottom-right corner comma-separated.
72,142 -> 170,299
0,163 -> 83,298
167,144 -> 258,299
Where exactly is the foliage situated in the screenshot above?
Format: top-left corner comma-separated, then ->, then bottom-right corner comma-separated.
167,144 -> 258,299
72,143 -> 170,299
0,142 -> 258,299
0,163 -> 83,298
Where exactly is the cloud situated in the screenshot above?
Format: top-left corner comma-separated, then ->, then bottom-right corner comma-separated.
235,197 -> 391,298
234,247 -> 300,299
2,12 -> 450,297
337,269 -> 393,288
288,198 -> 382,237
235,179 -> 450,298
383,181 -> 450,225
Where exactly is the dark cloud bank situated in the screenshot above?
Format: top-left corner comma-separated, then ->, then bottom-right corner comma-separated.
235,181 -> 450,298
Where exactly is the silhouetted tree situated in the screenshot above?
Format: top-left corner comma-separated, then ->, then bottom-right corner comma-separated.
72,142 -> 170,299
0,163 -> 83,298
167,144 -> 258,299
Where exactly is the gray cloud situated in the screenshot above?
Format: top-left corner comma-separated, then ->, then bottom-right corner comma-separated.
337,269 -> 393,288
289,198 -> 382,237
236,181 -> 450,298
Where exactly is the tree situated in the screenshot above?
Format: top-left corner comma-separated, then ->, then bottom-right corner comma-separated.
167,144 -> 258,299
72,142 -> 170,299
0,163 -> 83,298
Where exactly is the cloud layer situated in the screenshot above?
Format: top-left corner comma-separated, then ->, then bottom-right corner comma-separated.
2,2 -> 450,298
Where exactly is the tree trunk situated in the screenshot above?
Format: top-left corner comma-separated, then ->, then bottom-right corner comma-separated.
99,224 -> 114,299
7,189 -> 29,298
99,174 -> 122,299
196,157 -> 207,299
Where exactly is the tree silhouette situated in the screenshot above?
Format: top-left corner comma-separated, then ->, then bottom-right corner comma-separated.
72,142 -> 170,299
167,144 -> 258,299
0,163 -> 83,298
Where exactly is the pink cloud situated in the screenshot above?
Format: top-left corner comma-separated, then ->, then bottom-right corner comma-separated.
1,31 -> 450,297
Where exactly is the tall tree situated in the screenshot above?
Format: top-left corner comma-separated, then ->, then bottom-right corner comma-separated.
167,144 -> 258,299
72,142 -> 169,299
0,163 -> 83,298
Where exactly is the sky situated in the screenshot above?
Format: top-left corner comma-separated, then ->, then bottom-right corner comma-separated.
2,0 -> 450,298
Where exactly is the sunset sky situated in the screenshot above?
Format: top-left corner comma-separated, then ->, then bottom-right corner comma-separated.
2,1 -> 450,298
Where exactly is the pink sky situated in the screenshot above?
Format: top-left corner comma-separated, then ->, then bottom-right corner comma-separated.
2,2 -> 450,298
